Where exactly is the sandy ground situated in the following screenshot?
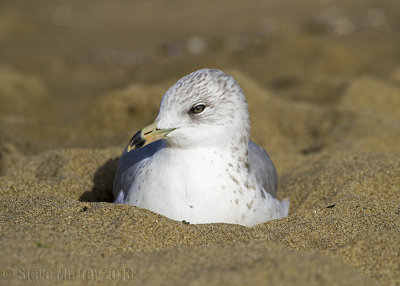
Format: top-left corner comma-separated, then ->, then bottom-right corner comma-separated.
0,0 -> 399,285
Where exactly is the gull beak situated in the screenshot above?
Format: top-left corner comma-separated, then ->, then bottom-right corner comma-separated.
127,122 -> 175,152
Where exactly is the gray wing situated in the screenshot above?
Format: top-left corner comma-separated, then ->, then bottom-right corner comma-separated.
112,140 -> 166,201
248,140 -> 278,198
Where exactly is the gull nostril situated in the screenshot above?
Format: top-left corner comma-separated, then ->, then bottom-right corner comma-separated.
144,130 -> 153,135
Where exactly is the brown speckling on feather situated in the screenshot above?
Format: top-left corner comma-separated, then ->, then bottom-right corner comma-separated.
246,200 -> 253,210
229,174 -> 239,185
231,146 -> 239,152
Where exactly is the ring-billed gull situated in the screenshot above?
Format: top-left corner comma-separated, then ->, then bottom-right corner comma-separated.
113,69 -> 289,226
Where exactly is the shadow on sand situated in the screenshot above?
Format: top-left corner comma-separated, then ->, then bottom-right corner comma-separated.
79,157 -> 120,202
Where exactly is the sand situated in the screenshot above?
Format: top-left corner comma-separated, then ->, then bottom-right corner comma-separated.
1,0 -> 399,285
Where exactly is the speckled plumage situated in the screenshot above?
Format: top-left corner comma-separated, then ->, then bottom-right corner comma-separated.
113,69 -> 289,226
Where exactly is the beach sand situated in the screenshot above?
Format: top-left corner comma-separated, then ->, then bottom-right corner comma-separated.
0,0 -> 399,285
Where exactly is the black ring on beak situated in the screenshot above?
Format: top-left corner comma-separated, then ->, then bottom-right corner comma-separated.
129,130 -> 146,149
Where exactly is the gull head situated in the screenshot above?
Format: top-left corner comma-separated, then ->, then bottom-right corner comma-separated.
128,69 -> 250,151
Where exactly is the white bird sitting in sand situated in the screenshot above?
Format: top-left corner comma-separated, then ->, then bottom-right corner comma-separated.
113,69 -> 289,226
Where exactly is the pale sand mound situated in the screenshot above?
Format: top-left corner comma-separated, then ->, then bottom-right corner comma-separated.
83,84 -> 167,140
1,73 -> 399,285
0,68 -> 48,113
331,77 -> 400,153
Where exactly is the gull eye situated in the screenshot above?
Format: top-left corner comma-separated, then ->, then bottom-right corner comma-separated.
190,104 -> 206,114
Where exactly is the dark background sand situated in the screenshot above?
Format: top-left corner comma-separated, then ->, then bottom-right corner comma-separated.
0,0 -> 399,285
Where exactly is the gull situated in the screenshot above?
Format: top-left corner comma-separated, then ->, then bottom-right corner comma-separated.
113,69 -> 289,226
